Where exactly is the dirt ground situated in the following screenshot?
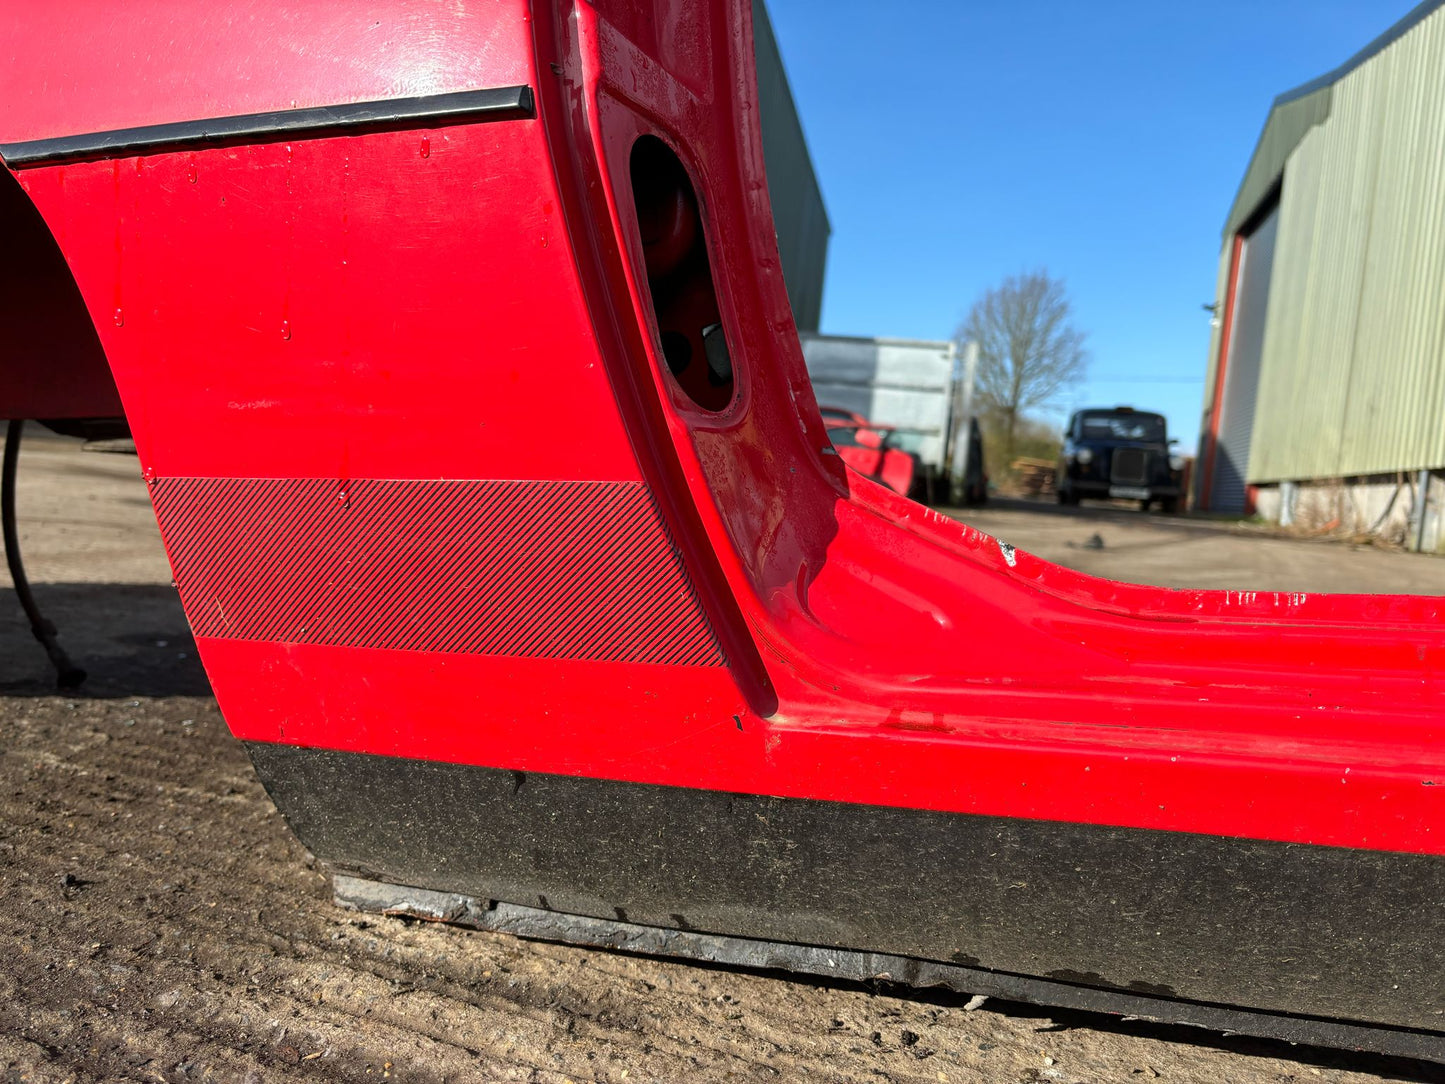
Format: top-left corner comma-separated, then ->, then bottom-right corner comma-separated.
1,431 -> 1442,1084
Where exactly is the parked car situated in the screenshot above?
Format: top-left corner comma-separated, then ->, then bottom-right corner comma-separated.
819,406 -> 871,427
819,406 -> 985,505
1056,406 -> 1184,513
822,409 -> 922,499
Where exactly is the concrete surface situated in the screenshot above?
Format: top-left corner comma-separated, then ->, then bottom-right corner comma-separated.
946,497 -> 1445,594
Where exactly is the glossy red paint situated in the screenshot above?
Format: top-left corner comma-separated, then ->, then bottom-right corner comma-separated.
0,0 -> 1441,868
0,2 -> 535,146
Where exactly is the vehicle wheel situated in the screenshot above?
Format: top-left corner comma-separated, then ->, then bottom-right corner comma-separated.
1139,499 -> 1151,512
1161,497 -> 1179,515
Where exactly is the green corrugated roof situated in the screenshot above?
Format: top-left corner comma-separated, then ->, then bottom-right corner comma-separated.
1243,4 -> 1445,482
753,0 -> 831,333
1223,0 -> 1445,238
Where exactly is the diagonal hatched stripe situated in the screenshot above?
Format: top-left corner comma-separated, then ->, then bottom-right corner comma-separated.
151,478 -> 725,667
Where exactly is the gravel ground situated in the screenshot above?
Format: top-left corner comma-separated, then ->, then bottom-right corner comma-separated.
1,431 -> 1441,1083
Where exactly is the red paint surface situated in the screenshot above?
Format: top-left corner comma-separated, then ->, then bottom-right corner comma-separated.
834,443 -> 915,497
4,1 -> 1442,857
0,1 -> 534,145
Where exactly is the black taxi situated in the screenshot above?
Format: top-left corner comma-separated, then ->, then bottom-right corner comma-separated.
1056,407 -> 1183,513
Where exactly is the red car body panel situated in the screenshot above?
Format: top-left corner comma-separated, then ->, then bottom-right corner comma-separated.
0,2 -> 536,147
0,0 -> 1439,858
0,0 -> 1440,1046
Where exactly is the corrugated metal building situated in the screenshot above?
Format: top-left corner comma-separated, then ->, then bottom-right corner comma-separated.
1196,0 -> 1445,545
754,0 -> 830,333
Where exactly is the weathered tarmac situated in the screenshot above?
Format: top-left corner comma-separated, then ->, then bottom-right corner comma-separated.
948,496 -> 1445,594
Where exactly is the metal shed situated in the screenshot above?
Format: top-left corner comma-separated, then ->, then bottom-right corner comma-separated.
753,0 -> 830,333
1196,0 -> 1445,538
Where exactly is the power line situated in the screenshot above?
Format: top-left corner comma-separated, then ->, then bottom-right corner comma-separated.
1085,375 -> 1203,384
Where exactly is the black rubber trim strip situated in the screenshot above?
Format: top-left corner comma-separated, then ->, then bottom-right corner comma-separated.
0,85 -> 534,168
247,742 -> 1445,1040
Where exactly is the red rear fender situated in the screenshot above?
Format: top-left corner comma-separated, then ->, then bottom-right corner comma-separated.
0,0 -> 1438,858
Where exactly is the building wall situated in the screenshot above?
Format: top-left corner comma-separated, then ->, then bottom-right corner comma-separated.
753,0 -> 830,333
1211,206 -> 1279,512
1252,472 -> 1445,553
1221,88 -> 1331,241
1245,6 -> 1445,482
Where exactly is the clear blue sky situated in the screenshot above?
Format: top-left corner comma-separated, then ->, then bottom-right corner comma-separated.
767,0 -> 1421,453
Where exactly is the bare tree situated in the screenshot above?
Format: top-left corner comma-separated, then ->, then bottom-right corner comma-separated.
957,270 -> 1087,454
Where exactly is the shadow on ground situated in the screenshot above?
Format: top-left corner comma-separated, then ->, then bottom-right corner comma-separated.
952,495 -> 1240,536
0,583 -> 209,697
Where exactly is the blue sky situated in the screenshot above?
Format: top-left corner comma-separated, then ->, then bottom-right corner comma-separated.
767,1 -> 1421,453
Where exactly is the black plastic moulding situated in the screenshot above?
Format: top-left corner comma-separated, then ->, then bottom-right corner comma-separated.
0,85 -> 535,168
